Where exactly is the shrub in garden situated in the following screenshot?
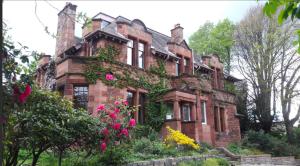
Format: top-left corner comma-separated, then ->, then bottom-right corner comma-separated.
242,130 -> 300,157
164,126 -> 200,150
95,96 -> 137,165
3,86 -> 100,166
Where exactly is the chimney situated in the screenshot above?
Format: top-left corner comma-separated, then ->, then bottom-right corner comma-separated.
38,53 -> 51,67
171,23 -> 183,44
55,2 -> 77,59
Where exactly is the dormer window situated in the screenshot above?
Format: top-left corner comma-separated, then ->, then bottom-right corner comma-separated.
101,20 -> 110,29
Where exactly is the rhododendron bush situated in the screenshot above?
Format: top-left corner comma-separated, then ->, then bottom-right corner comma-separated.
96,99 -> 137,153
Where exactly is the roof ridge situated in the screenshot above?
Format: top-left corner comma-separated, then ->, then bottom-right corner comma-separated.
92,12 -> 116,19
116,15 -> 171,39
147,28 -> 171,39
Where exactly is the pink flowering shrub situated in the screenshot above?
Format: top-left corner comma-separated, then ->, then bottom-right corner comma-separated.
97,99 -> 137,153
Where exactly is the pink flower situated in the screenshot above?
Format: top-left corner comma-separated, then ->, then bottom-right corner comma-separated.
121,128 -> 129,137
18,94 -> 26,103
114,108 -> 120,114
105,73 -> 114,81
102,128 -> 109,136
112,123 -> 121,130
97,104 -> 105,111
122,100 -> 128,106
129,119 -> 136,127
100,142 -> 107,152
109,112 -> 117,120
23,84 -> 31,96
114,100 -> 120,106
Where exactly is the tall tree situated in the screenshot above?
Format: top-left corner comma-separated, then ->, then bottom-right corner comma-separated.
278,22 -> 300,143
264,0 -> 300,53
234,5 -> 285,132
189,19 -> 235,73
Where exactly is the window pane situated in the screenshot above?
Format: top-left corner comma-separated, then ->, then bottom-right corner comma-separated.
138,93 -> 146,124
175,61 -> 179,76
138,43 -> 144,51
166,103 -> 174,120
201,101 -> 207,124
73,86 -> 88,110
138,51 -> 144,68
127,40 -> 133,47
126,91 -> 134,106
182,104 -> 191,121
127,48 -> 132,65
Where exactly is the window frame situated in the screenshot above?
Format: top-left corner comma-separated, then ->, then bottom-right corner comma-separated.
138,42 -> 145,69
73,85 -> 89,110
201,101 -> 207,124
138,92 -> 146,124
127,39 -> 134,65
181,103 -> 191,122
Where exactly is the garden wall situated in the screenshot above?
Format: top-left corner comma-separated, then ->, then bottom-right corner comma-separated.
123,155 -> 224,166
240,155 -> 298,166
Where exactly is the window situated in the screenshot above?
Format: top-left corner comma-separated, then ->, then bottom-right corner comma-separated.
126,91 -> 135,107
184,58 -> 189,73
58,85 -> 65,97
220,108 -> 226,132
175,59 -> 180,76
214,106 -> 219,132
181,104 -> 191,121
138,42 -> 144,68
138,93 -> 146,124
127,40 -> 133,65
101,20 -> 110,29
201,101 -> 207,124
165,102 -> 174,120
73,86 -> 88,109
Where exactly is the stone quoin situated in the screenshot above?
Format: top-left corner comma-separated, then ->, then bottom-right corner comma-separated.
36,2 -> 241,146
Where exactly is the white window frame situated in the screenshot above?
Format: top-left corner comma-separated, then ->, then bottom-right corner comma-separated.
201,101 -> 207,124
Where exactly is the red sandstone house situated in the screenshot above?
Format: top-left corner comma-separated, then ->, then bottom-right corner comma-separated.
36,3 -> 241,147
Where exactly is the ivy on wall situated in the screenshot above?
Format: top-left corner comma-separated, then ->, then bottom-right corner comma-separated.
84,45 -> 170,131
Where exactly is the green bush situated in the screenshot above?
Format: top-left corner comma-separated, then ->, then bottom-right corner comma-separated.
132,137 -> 165,155
242,130 -> 300,157
178,158 -> 229,166
99,145 -> 130,165
227,143 -> 263,155
132,125 -> 159,141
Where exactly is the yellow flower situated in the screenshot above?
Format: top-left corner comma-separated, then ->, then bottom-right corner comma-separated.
164,126 -> 200,150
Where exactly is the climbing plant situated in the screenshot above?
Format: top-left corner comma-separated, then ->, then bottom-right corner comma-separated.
84,45 -> 170,131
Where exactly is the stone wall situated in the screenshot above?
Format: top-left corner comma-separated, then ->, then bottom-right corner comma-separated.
123,155 -> 224,166
240,155 -> 298,166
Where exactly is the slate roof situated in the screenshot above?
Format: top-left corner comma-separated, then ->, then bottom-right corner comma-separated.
69,12 -> 240,81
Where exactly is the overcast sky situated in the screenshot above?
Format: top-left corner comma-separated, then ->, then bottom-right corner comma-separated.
3,0 -> 263,56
